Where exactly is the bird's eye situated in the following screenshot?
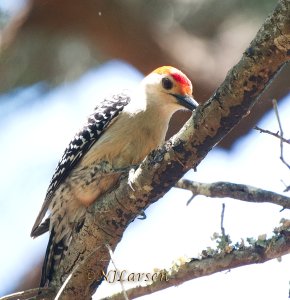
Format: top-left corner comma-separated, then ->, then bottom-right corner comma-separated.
162,77 -> 173,90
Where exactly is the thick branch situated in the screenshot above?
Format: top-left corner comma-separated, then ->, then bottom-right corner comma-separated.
53,1 -> 290,299
0,287 -> 55,300
176,179 -> 290,209
101,220 -> 290,300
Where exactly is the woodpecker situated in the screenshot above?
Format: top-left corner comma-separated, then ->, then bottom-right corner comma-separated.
31,66 -> 198,286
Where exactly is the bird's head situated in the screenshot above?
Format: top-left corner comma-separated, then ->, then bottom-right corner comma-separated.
141,66 -> 198,112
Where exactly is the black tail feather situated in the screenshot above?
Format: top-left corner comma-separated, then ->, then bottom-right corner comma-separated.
40,229 -> 67,287
40,229 -> 55,287
39,219 -> 85,287
31,218 -> 50,238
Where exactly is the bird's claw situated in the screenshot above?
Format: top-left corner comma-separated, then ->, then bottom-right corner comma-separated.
137,210 -> 147,220
128,168 -> 136,191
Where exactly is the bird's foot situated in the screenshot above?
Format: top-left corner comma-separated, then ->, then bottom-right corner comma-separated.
137,210 -> 147,220
128,167 -> 137,191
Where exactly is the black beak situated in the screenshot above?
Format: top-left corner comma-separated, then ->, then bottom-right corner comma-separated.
171,94 -> 198,111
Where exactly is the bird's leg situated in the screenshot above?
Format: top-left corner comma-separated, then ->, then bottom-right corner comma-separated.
114,164 -> 139,191
92,162 -> 139,190
91,161 -> 138,175
127,167 -> 137,191
114,164 -> 139,174
120,167 -> 147,220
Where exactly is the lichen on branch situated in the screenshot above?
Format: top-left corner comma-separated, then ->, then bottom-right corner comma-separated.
100,219 -> 290,300
51,1 -> 290,299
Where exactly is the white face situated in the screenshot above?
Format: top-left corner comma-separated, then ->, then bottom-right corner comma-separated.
140,72 -> 197,112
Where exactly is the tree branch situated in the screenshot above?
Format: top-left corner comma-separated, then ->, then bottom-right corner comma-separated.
254,98 -> 290,191
273,99 -> 290,170
254,125 -> 290,144
51,1 -> 290,299
176,179 -> 290,209
100,219 -> 290,300
105,244 -> 129,300
0,287 -> 55,300
1,1 -> 288,299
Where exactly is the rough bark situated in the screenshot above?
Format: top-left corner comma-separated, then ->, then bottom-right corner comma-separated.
48,0 -> 290,299
176,180 -> 290,208
1,0 -> 289,299
100,219 -> 290,300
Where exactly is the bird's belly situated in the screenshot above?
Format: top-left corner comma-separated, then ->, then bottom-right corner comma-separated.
80,118 -> 164,169
71,122 -> 164,206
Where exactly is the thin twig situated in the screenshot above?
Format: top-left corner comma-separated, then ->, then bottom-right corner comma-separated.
281,179 -> 290,193
254,126 -> 290,144
273,99 -> 283,136
105,244 -> 129,300
220,203 -> 226,237
273,99 -> 290,170
54,273 -> 73,300
186,194 -> 195,206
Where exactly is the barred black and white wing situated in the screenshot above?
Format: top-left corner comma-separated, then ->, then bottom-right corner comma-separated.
31,93 -> 130,237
